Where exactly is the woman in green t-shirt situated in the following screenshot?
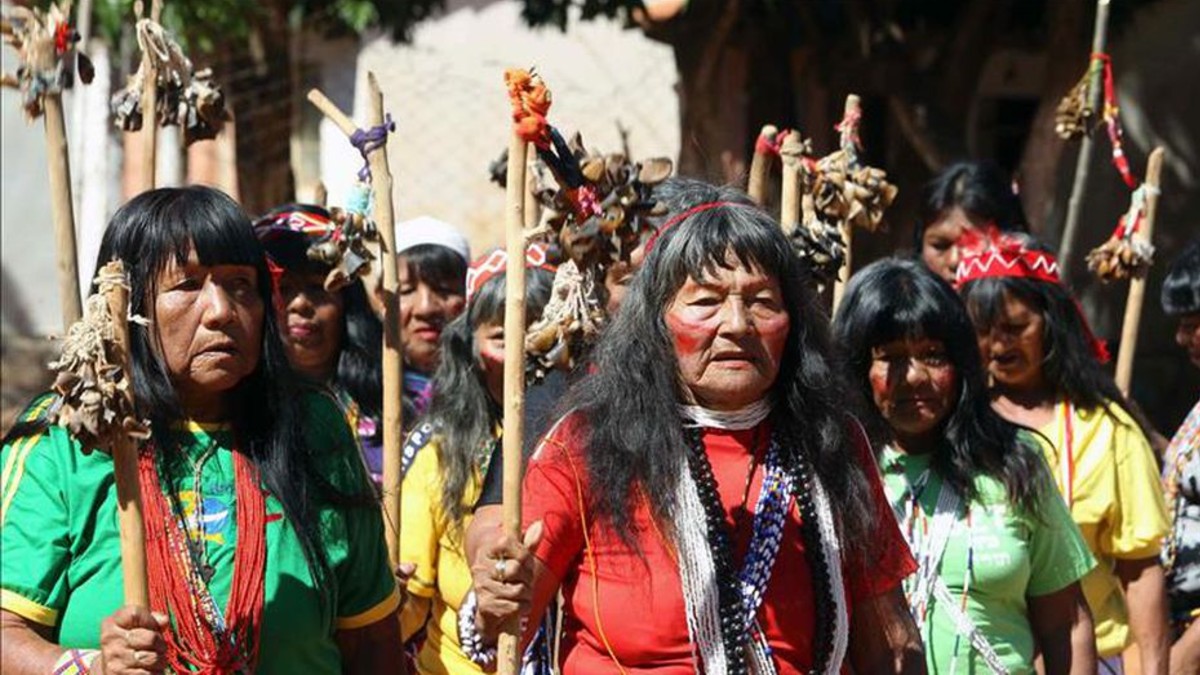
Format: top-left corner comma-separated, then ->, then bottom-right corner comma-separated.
0,186 -> 403,674
835,258 -> 1097,674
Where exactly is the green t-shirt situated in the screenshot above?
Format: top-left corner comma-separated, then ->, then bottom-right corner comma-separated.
878,445 -> 1095,674
0,390 -> 399,674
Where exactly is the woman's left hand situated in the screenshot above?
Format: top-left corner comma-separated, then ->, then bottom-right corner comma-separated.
470,521 -> 543,642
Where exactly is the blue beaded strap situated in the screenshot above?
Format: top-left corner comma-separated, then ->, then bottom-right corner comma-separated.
738,440 -> 793,634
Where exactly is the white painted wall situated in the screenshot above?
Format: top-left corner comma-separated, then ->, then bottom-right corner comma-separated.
313,0 -> 679,253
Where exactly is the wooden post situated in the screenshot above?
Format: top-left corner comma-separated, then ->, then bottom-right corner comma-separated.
748,124 -> 776,206
831,224 -> 852,312
44,93 -> 83,327
778,130 -> 801,234
831,94 -> 862,314
1114,147 -> 1164,396
102,260 -> 149,608
137,0 -> 162,192
523,144 -> 540,230
306,80 -> 403,567
1057,0 -> 1111,279
498,124 -> 529,675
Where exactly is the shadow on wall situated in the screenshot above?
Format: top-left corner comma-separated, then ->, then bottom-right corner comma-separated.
1,265 -> 36,336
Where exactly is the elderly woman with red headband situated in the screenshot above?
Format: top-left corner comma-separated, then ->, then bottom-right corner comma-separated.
397,245 -> 557,674
958,231 -> 1171,675
464,179 -> 923,674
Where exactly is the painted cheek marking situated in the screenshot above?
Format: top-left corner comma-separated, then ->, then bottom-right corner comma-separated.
666,312 -> 714,361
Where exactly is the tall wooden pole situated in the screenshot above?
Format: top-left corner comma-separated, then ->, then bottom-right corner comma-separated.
365,73 -> 403,566
44,93 -> 83,327
831,94 -> 862,314
1114,147 -> 1164,396
102,261 -> 149,608
1058,0 -> 1111,279
523,144 -> 540,230
306,81 -> 403,566
498,126 -> 529,675
778,131 -> 802,236
137,0 -> 162,192
748,125 -> 776,206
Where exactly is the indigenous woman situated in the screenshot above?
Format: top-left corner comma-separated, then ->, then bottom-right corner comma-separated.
398,245 -> 556,674
469,180 -> 924,674
0,187 -> 402,674
959,232 -> 1171,674
1159,239 -> 1200,671
395,216 -> 471,419
915,160 -> 1028,284
836,258 -> 1096,674
253,204 -> 390,485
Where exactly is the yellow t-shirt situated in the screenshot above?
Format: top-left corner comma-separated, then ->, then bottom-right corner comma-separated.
1036,399 -> 1170,657
400,431 -> 488,675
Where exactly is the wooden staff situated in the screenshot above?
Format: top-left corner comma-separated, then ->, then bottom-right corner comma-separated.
1114,147 -> 1165,396
1057,0 -> 1112,278
831,94 -> 862,314
102,260 -> 150,607
524,143 -> 540,229
748,124 -> 777,205
498,108 -> 530,675
778,130 -> 801,234
136,0 -> 162,192
44,91 -> 83,327
306,77 -> 404,566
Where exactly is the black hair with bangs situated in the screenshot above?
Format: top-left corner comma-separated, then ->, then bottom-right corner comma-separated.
562,177 -> 877,557
835,258 -> 1050,514
1162,238 -> 1200,317
7,186 -> 371,603
914,159 -> 1028,249
255,204 -> 384,425
959,233 -> 1128,415
400,243 -> 469,300
424,265 -> 555,535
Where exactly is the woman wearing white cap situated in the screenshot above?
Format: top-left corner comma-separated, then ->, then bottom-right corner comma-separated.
395,216 -> 472,420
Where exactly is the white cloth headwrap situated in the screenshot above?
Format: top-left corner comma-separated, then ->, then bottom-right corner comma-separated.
395,216 -> 471,262
673,400 -> 849,675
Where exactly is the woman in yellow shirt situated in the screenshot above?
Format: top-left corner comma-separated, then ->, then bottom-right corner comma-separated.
959,231 -> 1171,674
399,246 -> 556,674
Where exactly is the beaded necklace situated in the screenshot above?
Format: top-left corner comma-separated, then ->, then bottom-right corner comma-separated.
944,509 -> 975,675
887,450 -> 1006,674
1163,403 -> 1200,572
140,437 -> 267,675
682,426 -> 836,675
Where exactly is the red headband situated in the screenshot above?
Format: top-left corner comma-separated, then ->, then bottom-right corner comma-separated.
957,231 -> 1110,363
465,243 -> 557,303
644,201 -> 751,253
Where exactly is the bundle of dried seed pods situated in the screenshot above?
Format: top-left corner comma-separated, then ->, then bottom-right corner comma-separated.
47,264 -> 150,454
1,3 -> 93,119
110,18 -> 227,143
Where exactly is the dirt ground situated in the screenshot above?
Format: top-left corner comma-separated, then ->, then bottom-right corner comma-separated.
1,333 -> 58,436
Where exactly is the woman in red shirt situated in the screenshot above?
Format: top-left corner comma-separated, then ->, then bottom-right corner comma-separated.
466,179 -> 925,674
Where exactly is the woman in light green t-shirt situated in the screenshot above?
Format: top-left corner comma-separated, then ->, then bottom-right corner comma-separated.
835,259 -> 1097,674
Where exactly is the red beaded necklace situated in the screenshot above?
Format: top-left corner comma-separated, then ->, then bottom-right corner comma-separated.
139,439 -> 267,675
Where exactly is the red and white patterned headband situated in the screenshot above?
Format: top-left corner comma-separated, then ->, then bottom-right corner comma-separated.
465,243 -> 557,303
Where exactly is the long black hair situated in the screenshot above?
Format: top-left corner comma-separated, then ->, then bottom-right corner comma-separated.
1162,238 -> 1200,316
424,265 -> 555,534
254,204 -> 384,422
562,178 -> 876,556
915,159 -> 1028,249
835,258 -> 1051,514
7,187 -> 368,598
960,233 -> 1128,414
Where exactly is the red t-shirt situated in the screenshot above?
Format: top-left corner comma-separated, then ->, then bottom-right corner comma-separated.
523,417 -> 916,674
